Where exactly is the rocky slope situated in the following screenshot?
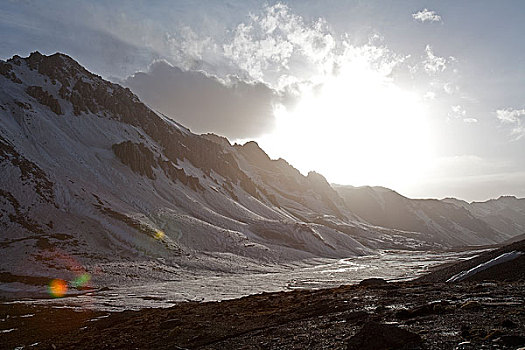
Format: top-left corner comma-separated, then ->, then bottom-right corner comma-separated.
418,238 -> 525,283
335,185 -> 523,246
444,196 -> 525,239
0,52 -> 524,292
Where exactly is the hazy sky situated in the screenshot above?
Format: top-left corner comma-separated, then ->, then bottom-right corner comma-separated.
1,0 -> 524,201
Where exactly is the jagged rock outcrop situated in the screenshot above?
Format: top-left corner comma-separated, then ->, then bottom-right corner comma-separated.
0,61 -> 22,84
0,136 -> 54,203
25,86 -> 62,115
112,141 -> 157,179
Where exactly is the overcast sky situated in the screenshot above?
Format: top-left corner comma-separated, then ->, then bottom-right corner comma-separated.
1,0 -> 524,201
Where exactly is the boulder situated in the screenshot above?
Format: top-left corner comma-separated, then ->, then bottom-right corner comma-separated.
347,322 -> 422,350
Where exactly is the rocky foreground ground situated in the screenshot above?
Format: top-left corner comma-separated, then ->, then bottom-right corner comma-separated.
1,279 -> 524,350
2,240 -> 525,349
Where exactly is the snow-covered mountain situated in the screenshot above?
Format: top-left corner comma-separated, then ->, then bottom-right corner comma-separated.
335,185 -> 523,246
0,52 -> 523,286
444,196 -> 525,240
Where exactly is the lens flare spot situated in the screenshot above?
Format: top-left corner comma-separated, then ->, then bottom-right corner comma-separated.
48,279 -> 68,298
154,229 -> 165,240
71,273 -> 91,289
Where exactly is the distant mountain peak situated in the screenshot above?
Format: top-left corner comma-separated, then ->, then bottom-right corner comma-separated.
307,171 -> 329,184
201,133 -> 232,148
497,195 -> 518,200
235,140 -> 273,166
15,51 -> 96,83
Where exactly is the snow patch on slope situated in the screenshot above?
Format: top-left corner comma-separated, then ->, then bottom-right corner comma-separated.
446,250 -> 524,282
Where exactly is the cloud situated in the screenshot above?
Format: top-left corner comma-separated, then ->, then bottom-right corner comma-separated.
220,4 -> 406,91
416,46 -> 459,101
412,9 -> 442,23
449,105 -> 477,123
496,108 -> 525,123
496,108 -> 525,139
117,3 -> 408,141
451,105 -> 466,118
223,3 -> 337,88
123,61 -> 281,139
7,1 -> 414,141
424,45 -> 447,74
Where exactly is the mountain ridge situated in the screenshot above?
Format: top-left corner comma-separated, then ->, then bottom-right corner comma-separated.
1,52 -> 524,289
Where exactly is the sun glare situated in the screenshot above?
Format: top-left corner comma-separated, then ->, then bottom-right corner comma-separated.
257,60 -> 436,192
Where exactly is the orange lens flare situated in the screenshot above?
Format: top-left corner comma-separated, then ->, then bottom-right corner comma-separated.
48,278 -> 68,298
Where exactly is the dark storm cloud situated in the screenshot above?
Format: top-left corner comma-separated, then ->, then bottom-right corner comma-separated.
123,61 -> 280,139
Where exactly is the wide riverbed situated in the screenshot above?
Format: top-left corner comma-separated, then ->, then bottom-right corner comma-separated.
2,248 -> 488,312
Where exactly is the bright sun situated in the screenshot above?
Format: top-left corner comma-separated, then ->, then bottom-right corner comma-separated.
256,59 -> 436,192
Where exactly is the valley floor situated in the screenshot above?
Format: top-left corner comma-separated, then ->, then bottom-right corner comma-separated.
2,279 -> 525,349
0,249 -> 484,311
